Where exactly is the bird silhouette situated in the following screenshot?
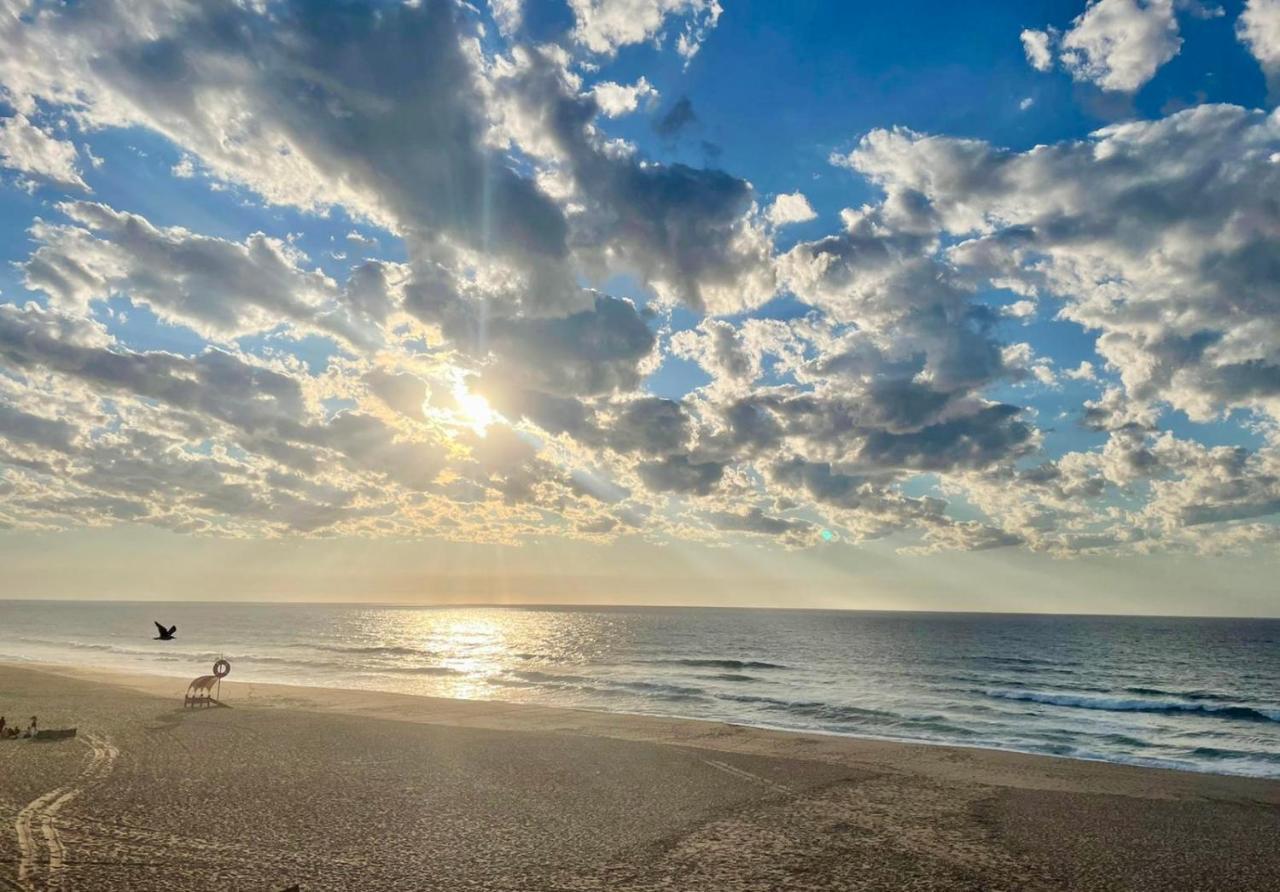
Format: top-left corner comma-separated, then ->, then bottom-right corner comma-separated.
153,621 -> 177,641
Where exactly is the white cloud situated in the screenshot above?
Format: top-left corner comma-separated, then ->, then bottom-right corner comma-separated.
1002,300 -> 1037,320
848,104 -> 1280,424
0,114 -> 86,189
1065,361 -> 1098,381
1238,0 -> 1280,86
591,77 -> 659,117
766,192 -> 817,227
1019,96 -> 1035,111
0,0 -> 1274,557
569,0 -> 722,59
1022,0 -> 1182,92
23,202 -> 381,346
1021,29 -> 1054,71
489,0 -> 523,35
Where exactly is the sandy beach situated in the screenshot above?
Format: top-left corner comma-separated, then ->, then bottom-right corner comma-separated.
0,662 -> 1277,891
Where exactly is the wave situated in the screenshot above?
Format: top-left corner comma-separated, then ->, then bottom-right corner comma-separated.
48,641 -> 229,662
1123,686 -> 1237,703
986,689 -> 1280,723
644,658 -> 791,671
713,692 -> 896,722
613,679 -> 707,696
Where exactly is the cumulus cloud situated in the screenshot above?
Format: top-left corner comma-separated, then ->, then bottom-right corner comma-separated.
1238,0 -> 1280,89
1022,0 -> 1182,92
766,192 -> 817,227
569,0 -> 723,60
0,114 -> 87,189
0,0 -> 1274,558
812,105 -> 1280,552
1065,361 -> 1098,381
1021,29 -> 1055,72
22,202 -> 380,345
492,48 -> 775,313
592,77 -> 659,117
489,0 -> 524,35
850,106 -> 1280,425
0,0 -> 567,264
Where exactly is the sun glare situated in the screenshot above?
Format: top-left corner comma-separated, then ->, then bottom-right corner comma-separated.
453,381 -> 498,437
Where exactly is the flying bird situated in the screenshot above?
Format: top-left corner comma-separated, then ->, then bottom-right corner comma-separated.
153,622 -> 177,641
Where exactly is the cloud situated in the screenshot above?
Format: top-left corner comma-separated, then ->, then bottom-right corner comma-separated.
0,114 -> 87,189
494,48 -> 775,312
1002,300 -> 1037,320
1022,0 -> 1182,92
1021,29 -> 1054,72
592,77 -> 659,117
0,0 -> 1273,558
705,507 -> 814,544
851,105 -> 1280,425
568,0 -> 723,60
766,192 -> 817,227
1065,361 -> 1098,381
1238,0 -> 1280,89
636,453 -> 726,495
654,96 -> 698,138
23,202 -> 380,345
489,0 -> 524,35
0,0 -> 567,263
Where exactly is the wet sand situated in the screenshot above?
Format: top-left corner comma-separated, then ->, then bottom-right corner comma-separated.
1,661 -> 1277,891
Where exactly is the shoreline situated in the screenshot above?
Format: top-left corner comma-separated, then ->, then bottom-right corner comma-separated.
8,657 -> 1278,783
2,660 -> 1278,890
7,658 -> 1280,799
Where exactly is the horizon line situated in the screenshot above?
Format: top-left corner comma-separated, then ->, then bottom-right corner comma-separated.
0,597 -> 1276,621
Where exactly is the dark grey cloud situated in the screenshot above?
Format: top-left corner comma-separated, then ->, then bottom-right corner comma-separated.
497,49 -> 774,313
636,454 -> 726,495
654,97 -> 697,139
858,404 -> 1034,472
706,507 -> 813,540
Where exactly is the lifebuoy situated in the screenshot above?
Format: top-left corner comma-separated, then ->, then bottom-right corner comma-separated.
212,659 -> 232,678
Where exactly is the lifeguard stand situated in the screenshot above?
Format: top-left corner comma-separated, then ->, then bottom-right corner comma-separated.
185,658 -> 232,708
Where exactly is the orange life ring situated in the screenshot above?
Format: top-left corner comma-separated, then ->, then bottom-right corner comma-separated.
212,659 -> 232,678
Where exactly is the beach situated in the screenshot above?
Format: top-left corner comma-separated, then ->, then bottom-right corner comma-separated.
1,662 -> 1277,891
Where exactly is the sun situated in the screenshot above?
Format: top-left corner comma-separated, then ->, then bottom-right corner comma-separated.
453,379 -> 497,437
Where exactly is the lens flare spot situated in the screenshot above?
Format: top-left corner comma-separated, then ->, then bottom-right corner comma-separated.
453,381 -> 497,437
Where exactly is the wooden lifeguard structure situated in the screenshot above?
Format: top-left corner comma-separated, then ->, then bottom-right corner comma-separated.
185,658 -> 232,708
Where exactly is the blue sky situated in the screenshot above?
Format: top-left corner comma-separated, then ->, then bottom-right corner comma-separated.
1,0 -> 1279,613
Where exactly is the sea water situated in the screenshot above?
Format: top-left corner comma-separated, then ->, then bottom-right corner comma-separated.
1,601 -> 1277,777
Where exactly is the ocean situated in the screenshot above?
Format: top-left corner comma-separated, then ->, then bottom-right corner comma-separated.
1,601 -> 1277,778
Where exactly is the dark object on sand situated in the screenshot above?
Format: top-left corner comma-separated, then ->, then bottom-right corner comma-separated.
32,728 -> 77,741
154,621 -> 177,640
185,658 -> 232,708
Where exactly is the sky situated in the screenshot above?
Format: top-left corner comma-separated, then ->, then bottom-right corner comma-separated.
1,0 -> 1279,616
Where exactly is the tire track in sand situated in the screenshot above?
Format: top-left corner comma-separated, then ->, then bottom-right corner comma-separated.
700,757 -> 796,796
14,733 -> 117,891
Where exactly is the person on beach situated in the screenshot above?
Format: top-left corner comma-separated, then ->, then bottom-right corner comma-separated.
25,716 -> 37,738
0,715 -> 6,736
